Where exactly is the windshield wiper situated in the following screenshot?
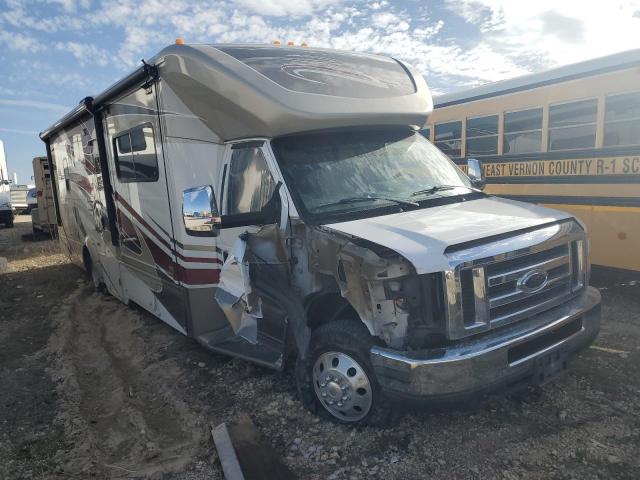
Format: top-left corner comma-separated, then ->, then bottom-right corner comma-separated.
312,194 -> 419,211
411,185 -> 475,197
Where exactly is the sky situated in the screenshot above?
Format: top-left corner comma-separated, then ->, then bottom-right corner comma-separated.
1,0 -> 640,184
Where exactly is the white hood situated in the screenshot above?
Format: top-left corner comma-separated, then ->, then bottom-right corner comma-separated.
325,197 -> 571,274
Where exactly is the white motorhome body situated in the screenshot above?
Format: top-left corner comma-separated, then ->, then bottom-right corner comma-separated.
41,44 -> 600,424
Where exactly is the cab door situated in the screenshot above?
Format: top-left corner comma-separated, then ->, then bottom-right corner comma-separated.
211,141 -> 293,367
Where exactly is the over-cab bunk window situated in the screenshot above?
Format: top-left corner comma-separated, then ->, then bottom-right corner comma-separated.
113,123 -> 159,182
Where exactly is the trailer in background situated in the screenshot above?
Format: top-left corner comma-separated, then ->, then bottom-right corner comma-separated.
30,156 -> 57,236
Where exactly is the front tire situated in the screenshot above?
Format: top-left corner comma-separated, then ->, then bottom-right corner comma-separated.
296,319 -> 390,425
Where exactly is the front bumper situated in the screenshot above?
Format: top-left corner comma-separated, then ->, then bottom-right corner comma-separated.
370,286 -> 601,401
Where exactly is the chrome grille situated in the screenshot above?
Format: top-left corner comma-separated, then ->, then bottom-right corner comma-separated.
485,243 -> 572,327
443,220 -> 588,340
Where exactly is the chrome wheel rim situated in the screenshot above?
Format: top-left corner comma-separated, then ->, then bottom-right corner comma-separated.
312,351 -> 373,422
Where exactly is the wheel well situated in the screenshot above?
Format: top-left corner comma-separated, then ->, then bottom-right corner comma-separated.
305,291 -> 359,330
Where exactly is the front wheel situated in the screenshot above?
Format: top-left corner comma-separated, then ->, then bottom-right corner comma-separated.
296,319 -> 390,425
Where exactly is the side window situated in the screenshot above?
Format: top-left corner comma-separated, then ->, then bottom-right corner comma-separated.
466,114 -> 498,156
503,107 -> 542,154
113,124 -> 158,182
226,147 -> 276,215
548,99 -> 597,151
604,91 -> 640,147
420,127 -> 431,141
434,121 -> 462,157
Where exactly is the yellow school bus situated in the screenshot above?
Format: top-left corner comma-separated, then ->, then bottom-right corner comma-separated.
426,49 -> 640,271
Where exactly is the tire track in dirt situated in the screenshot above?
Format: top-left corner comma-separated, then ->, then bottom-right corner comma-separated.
46,284 -> 212,478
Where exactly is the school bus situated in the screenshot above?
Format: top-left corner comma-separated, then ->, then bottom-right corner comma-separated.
426,49 -> 640,271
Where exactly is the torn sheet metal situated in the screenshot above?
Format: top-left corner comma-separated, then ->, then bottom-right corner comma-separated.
215,236 -> 263,344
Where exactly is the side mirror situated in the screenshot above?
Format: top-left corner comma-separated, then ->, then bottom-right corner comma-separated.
467,158 -> 486,190
182,185 -> 220,237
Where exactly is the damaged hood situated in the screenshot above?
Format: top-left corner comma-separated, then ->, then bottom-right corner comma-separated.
325,196 -> 572,274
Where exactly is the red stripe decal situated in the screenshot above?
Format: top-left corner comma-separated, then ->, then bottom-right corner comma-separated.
114,193 -> 172,250
115,193 -> 222,265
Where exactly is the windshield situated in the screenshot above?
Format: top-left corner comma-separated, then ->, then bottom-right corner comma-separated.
271,129 -> 473,222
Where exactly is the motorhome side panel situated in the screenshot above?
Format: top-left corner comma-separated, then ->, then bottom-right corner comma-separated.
48,114 -> 103,266
154,77 -> 229,340
102,82 -> 191,334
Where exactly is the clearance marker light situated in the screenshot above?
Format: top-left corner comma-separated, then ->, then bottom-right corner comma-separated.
287,41 -> 294,46
175,38 -> 185,45
301,42 -> 309,47
273,39 -> 281,46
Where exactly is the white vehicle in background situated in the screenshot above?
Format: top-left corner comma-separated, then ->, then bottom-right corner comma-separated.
40,43 -> 601,424
26,187 -> 37,213
0,188 -> 12,228
10,184 -> 30,214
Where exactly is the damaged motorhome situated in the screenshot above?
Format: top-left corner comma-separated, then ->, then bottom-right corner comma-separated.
40,43 -> 601,424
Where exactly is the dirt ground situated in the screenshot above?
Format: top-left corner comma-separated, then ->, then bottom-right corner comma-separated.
1,215 -> 639,480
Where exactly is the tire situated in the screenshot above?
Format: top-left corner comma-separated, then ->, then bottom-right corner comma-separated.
296,319 -> 393,425
6,219 -> 13,228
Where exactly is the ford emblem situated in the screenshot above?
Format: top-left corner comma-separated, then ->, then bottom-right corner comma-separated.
517,269 -> 549,293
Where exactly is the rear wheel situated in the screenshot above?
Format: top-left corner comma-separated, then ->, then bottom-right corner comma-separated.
296,319 -> 391,425
6,218 -> 13,228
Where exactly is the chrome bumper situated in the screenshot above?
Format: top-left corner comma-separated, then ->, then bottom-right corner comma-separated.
370,286 -> 601,400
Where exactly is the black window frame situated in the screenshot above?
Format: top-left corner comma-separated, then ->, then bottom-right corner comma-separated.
465,114 -> 498,157
434,120 -> 463,158
113,122 -> 159,183
503,107 -> 543,154
604,90 -> 640,147
548,98 -> 597,152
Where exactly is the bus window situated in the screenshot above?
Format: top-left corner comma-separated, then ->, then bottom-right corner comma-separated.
604,91 -> 640,147
435,121 -> 462,157
548,99 -> 597,151
466,114 -> 498,156
503,107 -> 542,154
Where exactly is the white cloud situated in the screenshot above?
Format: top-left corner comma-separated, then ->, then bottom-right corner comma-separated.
446,0 -> 640,70
0,29 -> 45,53
2,0 -> 640,95
0,99 -> 69,113
235,0 -> 347,18
55,41 -> 111,66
